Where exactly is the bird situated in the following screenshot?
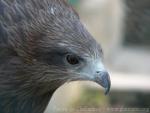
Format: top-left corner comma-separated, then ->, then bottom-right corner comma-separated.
0,0 -> 111,113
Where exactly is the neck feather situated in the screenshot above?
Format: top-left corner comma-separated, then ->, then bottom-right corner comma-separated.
0,91 -> 55,113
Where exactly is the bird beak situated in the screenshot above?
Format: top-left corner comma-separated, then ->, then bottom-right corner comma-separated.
80,60 -> 111,95
94,71 -> 111,95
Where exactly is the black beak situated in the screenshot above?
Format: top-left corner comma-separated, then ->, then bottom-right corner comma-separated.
95,71 -> 111,95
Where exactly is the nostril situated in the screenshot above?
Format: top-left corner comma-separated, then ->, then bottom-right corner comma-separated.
96,71 -> 101,74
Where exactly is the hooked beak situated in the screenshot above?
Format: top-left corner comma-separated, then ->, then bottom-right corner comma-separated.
80,60 -> 111,95
95,71 -> 111,95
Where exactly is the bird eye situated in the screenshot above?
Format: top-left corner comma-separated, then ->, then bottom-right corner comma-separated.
66,54 -> 79,65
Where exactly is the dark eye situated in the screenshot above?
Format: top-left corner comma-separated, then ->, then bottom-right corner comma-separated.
66,54 -> 79,65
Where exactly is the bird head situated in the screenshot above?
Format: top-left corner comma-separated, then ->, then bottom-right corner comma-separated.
28,0 -> 111,95
6,0 -> 111,96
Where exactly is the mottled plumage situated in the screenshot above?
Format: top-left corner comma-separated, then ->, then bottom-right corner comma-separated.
0,0 -> 111,113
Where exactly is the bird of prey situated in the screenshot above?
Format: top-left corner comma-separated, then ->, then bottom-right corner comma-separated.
0,0 -> 111,113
